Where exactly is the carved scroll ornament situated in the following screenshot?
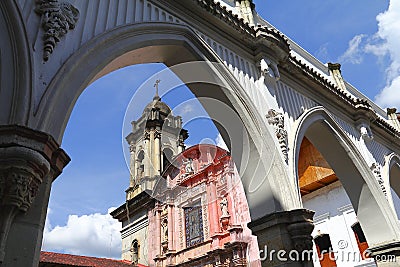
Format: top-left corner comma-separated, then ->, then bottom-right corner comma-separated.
266,109 -> 288,162
35,0 -> 79,61
370,163 -> 387,197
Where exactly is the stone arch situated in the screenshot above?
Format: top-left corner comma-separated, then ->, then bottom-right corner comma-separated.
385,153 -> 400,219
292,106 -> 400,247
0,1 -> 32,125
28,22 -> 300,219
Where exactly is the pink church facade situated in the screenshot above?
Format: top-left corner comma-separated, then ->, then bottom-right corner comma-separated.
149,144 -> 261,266
113,144 -> 261,267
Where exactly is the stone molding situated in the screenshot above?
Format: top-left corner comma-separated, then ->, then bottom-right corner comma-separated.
35,0 -> 80,61
0,125 -> 70,263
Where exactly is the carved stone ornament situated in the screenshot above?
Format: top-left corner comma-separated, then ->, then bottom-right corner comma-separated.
266,109 -> 288,162
220,197 -> 229,217
129,143 -> 135,153
260,57 -> 280,81
154,130 -> 162,139
177,135 -> 185,148
287,220 -> 314,255
161,218 -> 168,242
182,158 -> 194,176
370,163 -> 387,197
144,131 -> 151,140
357,121 -> 373,141
0,125 -> 70,263
35,0 -> 80,61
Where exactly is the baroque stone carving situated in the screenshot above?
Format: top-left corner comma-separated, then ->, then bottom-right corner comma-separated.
144,131 -> 150,140
129,143 -> 135,153
220,197 -> 229,217
0,147 -> 50,262
287,220 -> 314,256
154,130 -> 162,139
370,163 -> 387,197
266,109 -> 288,162
260,57 -> 280,81
35,0 -> 80,61
357,121 -> 373,141
161,218 -> 168,242
182,158 -> 194,176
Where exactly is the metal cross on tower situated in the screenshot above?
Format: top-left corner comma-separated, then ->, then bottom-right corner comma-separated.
154,79 -> 161,98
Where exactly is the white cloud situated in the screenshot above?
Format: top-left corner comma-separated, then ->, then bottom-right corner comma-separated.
178,103 -> 195,115
42,208 -> 122,259
366,0 -> 400,108
338,34 -> 366,64
375,76 -> 400,109
215,134 -> 229,151
315,43 -> 330,63
336,1 -> 400,109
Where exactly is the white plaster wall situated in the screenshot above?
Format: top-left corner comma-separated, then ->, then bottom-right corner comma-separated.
121,210 -> 149,265
303,182 -> 376,267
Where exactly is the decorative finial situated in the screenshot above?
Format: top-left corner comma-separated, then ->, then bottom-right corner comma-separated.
154,79 -> 161,100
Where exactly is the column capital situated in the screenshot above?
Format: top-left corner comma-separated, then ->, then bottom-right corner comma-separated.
0,125 -> 70,262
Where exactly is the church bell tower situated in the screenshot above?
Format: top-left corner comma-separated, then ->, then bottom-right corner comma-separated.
125,81 -> 188,200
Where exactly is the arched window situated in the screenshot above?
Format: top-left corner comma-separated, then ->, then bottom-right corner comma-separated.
314,233 -> 337,267
162,148 -> 174,172
351,222 -> 369,259
131,240 -> 139,265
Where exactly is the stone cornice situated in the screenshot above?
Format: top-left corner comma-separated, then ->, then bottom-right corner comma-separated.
190,0 -> 256,37
110,191 -> 154,222
285,56 -> 400,143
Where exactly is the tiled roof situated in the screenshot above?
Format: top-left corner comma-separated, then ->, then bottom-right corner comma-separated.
40,251 -> 147,267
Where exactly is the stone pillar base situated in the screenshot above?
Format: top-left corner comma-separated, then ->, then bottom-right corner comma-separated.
248,209 -> 314,267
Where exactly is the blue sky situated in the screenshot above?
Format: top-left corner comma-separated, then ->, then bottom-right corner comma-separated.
42,0 -> 399,259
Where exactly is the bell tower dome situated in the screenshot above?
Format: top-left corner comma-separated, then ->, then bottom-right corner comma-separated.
125,81 -> 188,200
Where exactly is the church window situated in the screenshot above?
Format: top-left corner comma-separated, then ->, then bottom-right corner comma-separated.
162,148 -> 173,172
351,222 -> 369,259
314,234 -> 337,267
184,203 -> 204,247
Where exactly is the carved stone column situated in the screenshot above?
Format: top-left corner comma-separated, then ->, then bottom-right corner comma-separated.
248,209 -> 314,267
0,125 -> 70,267
167,204 -> 175,253
155,203 -> 162,257
144,131 -> 151,177
129,143 -> 136,188
154,131 -> 161,176
207,180 -> 219,236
